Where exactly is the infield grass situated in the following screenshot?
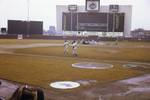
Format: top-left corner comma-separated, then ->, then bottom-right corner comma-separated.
0,39 -> 150,89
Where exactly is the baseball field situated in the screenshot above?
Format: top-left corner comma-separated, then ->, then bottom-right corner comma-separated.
0,39 -> 149,89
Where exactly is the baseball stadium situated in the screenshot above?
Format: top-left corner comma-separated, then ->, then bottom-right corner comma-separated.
0,0 -> 150,100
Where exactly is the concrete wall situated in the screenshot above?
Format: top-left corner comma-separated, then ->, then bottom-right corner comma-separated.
56,5 -> 132,37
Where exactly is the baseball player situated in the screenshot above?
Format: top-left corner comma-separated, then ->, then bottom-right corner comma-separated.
64,40 -> 70,55
72,40 -> 78,56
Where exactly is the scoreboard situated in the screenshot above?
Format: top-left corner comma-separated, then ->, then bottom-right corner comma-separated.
62,12 -> 124,32
8,20 -> 43,35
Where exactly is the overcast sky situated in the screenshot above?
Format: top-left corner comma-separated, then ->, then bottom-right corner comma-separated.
0,0 -> 150,30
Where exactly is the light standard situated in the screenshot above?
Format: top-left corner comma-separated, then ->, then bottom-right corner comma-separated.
27,0 -> 30,21
27,0 -> 30,36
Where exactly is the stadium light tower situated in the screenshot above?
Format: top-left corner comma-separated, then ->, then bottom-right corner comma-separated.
27,0 -> 30,36
27,0 -> 30,21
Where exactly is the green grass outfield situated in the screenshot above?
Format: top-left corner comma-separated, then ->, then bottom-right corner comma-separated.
0,39 -> 150,89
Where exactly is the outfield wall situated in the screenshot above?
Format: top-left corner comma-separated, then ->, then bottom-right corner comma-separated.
0,35 -> 149,42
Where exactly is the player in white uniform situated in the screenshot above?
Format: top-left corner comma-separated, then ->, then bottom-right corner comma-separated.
72,40 -> 78,56
64,40 -> 69,55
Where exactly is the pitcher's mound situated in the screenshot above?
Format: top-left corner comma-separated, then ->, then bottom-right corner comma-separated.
72,62 -> 113,69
